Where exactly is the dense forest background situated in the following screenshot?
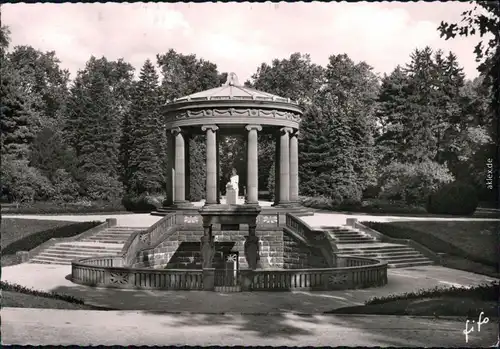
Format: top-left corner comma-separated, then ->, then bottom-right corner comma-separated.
1,2 -> 497,210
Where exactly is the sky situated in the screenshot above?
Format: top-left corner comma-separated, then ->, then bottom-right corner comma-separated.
3,2 -> 487,83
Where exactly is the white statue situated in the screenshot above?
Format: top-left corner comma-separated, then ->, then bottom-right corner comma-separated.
230,168 -> 239,202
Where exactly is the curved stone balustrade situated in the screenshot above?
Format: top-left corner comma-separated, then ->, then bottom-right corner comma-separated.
71,255 -> 387,291
121,212 -> 177,266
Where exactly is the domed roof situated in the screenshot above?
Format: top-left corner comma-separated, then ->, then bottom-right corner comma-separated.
171,72 -> 298,105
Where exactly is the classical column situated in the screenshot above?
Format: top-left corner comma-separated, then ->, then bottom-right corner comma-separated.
171,127 -> 187,204
289,130 -> 299,204
165,130 -> 175,206
278,127 -> 293,205
185,134 -> 191,202
202,125 -> 219,205
216,132 -> 221,204
245,124 -> 262,205
273,133 -> 281,206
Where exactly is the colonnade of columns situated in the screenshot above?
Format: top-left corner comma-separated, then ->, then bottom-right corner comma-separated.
165,125 -> 300,207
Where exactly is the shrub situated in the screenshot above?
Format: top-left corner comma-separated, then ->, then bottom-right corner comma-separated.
379,161 -> 454,205
122,193 -> 165,212
267,161 -> 276,201
426,181 -> 479,216
300,196 -> 334,210
1,159 -> 55,203
366,281 -> 498,305
2,221 -> 101,255
0,201 -> 126,214
51,169 -> 80,202
189,135 -> 206,201
363,185 -> 381,199
83,172 -> 124,202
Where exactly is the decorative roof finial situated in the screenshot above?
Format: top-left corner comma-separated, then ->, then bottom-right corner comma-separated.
224,72 -> 239,87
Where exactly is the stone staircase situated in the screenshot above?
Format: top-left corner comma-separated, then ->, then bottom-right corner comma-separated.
324,227 -> 434,268
29,226 -> 148,265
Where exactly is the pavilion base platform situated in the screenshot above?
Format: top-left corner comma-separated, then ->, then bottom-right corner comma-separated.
151,203 -> 314,218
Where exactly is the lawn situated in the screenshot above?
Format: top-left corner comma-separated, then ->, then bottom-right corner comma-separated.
1,218 -> 75,249
364,220 -> 499,277
1,218 -> 101,267
327,283 -> 498,318
301,197 -> 499,218
388,220 -> 497,265
2,291 -> 97,310
1,281 -> 103,310
327,296 -> 497,318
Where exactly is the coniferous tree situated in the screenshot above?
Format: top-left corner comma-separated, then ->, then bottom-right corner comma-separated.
300,54 -> 379,202
375,66 -> 410,166
127,59 -> 164,195
247,53 -> 325,194
66,57 -> 126,200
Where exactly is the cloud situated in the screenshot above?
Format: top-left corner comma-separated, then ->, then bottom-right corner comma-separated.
3,2 -> 481,83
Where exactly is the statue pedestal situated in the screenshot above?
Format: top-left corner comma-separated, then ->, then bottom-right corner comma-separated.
226,183 -> 237,205
199,204 -> 261,227
203,268 -> 215,291
199,204 -> 262,270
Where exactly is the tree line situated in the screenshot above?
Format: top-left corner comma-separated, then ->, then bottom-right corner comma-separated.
0,2 -> 497,207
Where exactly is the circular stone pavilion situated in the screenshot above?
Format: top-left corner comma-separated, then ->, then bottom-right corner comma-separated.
157,72 -> 306,213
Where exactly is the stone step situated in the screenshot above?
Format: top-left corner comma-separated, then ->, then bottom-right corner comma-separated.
389,260 -> 435,268
29,255 -> 73,264
87,234 -> 133,240
48,246 -> 123,253
331,235 -> 374,240
337,244 -> 410,251
107,226 -> 149,230
97,231 -> 138,236
339,251 -> 423,258
329,234 -> 371,239
81,238 -> 127,244
56,242 -> 124,249
29,259 -> 69,265
335,239 -> 377,244
327,230 -> 364,234
39,250 -> 120,258
381,256 -> 431,263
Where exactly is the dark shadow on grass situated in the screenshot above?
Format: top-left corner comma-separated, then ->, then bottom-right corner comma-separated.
1,221 -> 101,255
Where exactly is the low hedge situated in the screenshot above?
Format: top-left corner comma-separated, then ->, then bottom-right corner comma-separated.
426,181 -> 479,215
1,200 -> 127,214
0,281 -> 85,304
364,221 -> 497,268
300,196 -> 428,215
2,220 -> 102,255
366,281 -> 499,305
122,194 -> 164,213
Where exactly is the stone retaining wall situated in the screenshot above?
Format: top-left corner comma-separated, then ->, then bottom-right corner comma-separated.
132,227 -> 326,270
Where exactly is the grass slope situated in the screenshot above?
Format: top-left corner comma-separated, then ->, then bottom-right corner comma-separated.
2,218 -> 75,249
328,283 -> 498,318
1,218 -> 101,267
364,220 -> 499,277
1,281 -> 101,310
